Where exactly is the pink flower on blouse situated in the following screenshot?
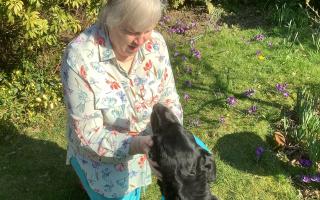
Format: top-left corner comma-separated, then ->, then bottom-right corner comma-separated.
95,34 -> 105,46
98,146 -> 107,156
138,155 -> 147,168
145,41 -> 153,52
144,60 -> 152,72
163,67 -> 168,80
110,81 -> 120,90
80,65 -> 87,79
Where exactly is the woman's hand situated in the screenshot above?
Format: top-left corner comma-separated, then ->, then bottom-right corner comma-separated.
129,136 -> 153,155
129,136 -> 162,179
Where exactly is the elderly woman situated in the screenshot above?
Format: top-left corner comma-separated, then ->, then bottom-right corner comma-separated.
60,0 -> 183,199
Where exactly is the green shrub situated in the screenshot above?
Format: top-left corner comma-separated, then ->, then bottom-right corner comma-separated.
168,0 -> 215,13
0,0 -> 106,68
0,61 -> 62,125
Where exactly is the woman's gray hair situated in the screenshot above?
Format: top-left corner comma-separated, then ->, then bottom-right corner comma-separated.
97,0 -> 164,31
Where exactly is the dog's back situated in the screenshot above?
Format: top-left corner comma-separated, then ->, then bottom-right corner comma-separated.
149,103 -> 218,200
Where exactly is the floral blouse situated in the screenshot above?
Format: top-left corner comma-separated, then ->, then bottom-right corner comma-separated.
60,24 -> 183,198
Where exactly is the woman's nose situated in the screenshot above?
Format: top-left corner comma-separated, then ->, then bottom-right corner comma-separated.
134,34 -> 146,46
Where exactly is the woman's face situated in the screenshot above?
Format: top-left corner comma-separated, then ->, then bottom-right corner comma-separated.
108,23 -> 155,61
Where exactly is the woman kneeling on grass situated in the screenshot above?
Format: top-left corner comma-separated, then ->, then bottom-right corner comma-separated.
60,0 -> 183,199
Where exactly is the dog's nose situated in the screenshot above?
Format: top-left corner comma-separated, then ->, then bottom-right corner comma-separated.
152,103 -> 165,112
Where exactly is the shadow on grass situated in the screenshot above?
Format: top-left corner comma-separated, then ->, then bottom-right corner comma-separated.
0,118 -> 88,200
215,131 -> 289,176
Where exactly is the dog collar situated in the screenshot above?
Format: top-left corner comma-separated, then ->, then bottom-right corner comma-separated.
193,135 -> 211,154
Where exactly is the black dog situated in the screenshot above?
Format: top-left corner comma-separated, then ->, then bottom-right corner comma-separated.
149,103 -> 218,200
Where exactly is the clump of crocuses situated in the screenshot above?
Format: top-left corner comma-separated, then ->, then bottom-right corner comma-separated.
248,105 -> 257,114
301,174 -> 320,183
253,34 -> 265,41
183,93 -> 190,101
244,88 -> 255,97
298,158 -> 312,168
159,15 -> 170,26
276,83 -> 289,97
189,39 -> 201,59
168,20 -> 196,35
226,96 -> 237,106
191,48 -> 201,59
219,116 -> 225,124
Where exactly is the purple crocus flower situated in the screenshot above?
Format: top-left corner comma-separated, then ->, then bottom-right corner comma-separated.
311,174 -> 320,182
255,146 -> 265,159
185,80 -> 192,88
191,21 -> 197,27
183,93 -> 190,101
219,116 -> 225,124
256,50 -> 262,56
276,83 -> 290,98
254,34 -> 265,41
191,48 -> 201,59
226,96 -> 237,106
181,55 -> 187,62
162,15 -> 170,23
244,89 -> 255,97
275,83 -> 287,92
168,20 -> 195,35
248,105 -> 257,114
299,158 -> 312,168
301,175 -> 312,183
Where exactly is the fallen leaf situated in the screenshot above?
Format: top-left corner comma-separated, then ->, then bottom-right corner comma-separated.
274,131 -> 286,147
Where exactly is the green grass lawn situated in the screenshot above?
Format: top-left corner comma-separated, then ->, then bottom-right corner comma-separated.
1,6 -> 320,200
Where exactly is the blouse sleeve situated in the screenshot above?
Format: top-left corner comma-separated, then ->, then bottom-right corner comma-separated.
60,48 -> 133,163
157,35 -> 184,125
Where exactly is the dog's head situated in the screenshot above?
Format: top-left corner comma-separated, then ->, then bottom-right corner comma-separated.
149,103 -> 216,181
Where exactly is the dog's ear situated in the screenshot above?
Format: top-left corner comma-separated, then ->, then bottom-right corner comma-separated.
200,149 -> 216,182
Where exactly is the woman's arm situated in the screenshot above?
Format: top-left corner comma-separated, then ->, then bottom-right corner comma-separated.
156,34 -> 183,124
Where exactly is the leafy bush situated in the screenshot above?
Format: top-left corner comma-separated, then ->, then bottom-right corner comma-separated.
0,0 -> 106,68
0,61 -> 62,125
168,0 -> 215,13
